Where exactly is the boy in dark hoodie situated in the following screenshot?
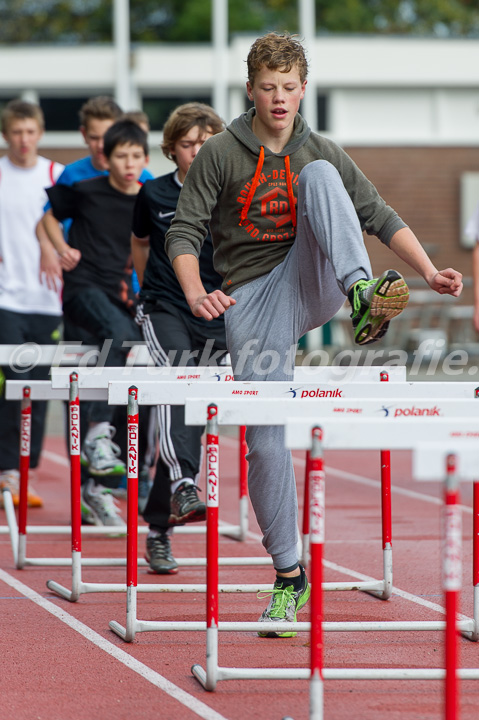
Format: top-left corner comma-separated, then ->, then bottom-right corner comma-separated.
164,32 -> 463,637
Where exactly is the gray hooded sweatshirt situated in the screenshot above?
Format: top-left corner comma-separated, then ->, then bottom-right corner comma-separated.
165,109 -> 406,295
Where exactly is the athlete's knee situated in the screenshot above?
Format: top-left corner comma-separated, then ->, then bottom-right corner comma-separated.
299,159 -> 341,190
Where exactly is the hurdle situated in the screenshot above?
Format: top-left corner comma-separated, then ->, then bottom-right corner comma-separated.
107,388 -> 479,644
0,339 -> 146,544
46,383 -> 274,603
282,423 -> 478,720
105,367 -> 407,639
4,372 -> 249,569
50,371 -> 402,607
52,363 -> 406,547
1,380 -> 132,567
185,396 -> 479,636
188,407 -> 479,707
109,378 -> 479,600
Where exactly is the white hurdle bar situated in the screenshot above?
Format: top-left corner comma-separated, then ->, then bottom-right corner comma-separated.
190,410 -> 479,709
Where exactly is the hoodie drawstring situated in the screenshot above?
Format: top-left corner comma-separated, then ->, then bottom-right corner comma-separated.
239,146 -> 264,226
284,155 -> 296,230
239,147 -> 297,231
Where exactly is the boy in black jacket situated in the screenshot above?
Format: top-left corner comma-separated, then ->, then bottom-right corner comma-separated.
132,103 -> 227,573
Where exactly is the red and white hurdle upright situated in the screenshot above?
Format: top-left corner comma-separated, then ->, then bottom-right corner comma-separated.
309,426 -> 325,719
444,453 -> 462,720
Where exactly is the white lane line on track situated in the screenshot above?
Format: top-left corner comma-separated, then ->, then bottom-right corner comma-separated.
0,569 -> 230,720
42,449 -> 69,467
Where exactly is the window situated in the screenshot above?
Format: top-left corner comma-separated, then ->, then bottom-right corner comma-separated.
142,95 -> 212,131
40,96 -> 91,131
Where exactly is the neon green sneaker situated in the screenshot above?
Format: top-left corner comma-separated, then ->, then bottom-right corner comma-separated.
257,566 -> 310,638
350,269 -> 409,345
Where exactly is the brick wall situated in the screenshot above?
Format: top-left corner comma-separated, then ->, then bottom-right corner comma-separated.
346,146 -> 479,304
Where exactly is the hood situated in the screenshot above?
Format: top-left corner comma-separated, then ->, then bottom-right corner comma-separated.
227,108 -> 311,157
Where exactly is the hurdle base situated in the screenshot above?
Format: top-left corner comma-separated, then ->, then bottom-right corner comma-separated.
460,585 -> 479,642
2,489 -> 19,565
109,620 -> 135,642
46,579 -> 80,602
361,544 -> 393,601
191,663 -> 210,690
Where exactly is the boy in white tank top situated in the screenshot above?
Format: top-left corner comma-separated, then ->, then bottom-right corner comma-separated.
0,99 -> 63,508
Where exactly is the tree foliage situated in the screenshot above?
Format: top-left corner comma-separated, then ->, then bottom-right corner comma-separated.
0,0 -> 478,44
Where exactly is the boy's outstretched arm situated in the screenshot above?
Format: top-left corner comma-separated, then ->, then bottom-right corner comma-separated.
172,254 -> 236,320
389,227 -> 463,297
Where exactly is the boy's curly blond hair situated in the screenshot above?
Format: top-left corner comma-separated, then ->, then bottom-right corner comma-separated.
247,32 -> 309,85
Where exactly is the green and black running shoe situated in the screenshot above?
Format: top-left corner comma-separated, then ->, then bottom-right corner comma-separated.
257,566 -> 310,638
350,269 -> 409,345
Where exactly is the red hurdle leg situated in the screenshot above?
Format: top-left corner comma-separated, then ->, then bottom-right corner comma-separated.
301,449 -> 312,568
125,386 -> 139,641
45,372 -> 84,602
17,386 -> 32,568
69,372 -> 83,600
379,370 -> 393,599
69,374 -> 82,555
443,453 -> 461,720
472,481 -> 479,641
309,427 -> 325,720
192,403 -> 219,690
238,424 -> 249,539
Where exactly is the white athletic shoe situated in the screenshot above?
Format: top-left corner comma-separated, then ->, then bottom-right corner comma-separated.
81,478 -> 126,528
81,423 -> 126,477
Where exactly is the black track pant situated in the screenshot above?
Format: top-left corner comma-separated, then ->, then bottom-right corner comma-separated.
137,301 -> 227,530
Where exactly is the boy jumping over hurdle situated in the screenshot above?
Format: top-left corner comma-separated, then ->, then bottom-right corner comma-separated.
164,32 -> 463,637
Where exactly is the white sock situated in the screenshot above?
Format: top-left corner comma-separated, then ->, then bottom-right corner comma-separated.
171,477 -> 194,494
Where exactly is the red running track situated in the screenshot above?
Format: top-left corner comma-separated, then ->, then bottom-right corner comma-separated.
1,432 -> 479,720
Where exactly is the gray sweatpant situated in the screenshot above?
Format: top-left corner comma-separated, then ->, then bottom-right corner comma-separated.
224,160 -> 373,570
